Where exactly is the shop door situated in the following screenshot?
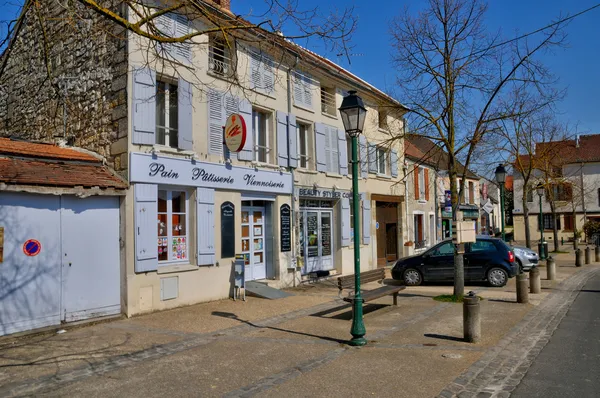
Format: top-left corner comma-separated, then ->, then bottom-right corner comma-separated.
301,210 -> 333,274
386,223 -> 398,262
241,207 -> 267,281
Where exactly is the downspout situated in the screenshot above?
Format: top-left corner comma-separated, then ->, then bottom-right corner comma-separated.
434,169 -> 438,244
287,56 -> 300,286
580,162 -> 586,226
403,161 -> 410,254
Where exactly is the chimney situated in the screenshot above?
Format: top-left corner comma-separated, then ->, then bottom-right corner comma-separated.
206,0 -> 231,11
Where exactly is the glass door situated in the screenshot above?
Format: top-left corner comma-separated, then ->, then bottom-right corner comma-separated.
241,207 -> 266,281
300,209 -> 334,274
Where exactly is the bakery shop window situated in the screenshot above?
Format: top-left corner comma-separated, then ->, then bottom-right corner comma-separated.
157,190 -> 188,263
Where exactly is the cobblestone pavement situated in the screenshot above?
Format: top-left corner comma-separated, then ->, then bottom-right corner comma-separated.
437,266 -> 600,398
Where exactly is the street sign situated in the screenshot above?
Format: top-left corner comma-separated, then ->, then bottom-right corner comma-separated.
483,199 -> 494,214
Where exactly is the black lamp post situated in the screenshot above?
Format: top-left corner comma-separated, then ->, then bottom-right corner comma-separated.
339,90 -> 367,346
536,183 -> 546,260
494,164 -> 507,242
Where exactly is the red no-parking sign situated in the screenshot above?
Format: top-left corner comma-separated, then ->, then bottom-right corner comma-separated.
23,239 -> 41,256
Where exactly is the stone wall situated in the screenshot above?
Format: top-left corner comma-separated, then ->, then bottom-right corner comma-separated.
0,1 -> 128,175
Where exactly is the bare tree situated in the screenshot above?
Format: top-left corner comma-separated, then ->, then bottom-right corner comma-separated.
390,0 -> 564,297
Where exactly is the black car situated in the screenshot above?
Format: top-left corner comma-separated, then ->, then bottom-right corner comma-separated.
392,237 -> 518,287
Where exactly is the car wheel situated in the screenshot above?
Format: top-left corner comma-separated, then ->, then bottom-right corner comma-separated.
487,267 -> 508,287
403,268 -> 422,286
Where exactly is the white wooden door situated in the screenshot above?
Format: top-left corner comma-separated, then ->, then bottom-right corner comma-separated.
61,196 -> 121,322
241,207 -> 266,281
301,209 -> 333,274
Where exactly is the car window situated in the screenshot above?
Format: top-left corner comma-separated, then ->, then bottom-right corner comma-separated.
470,240 -> 498,253
431,242 -> 454,256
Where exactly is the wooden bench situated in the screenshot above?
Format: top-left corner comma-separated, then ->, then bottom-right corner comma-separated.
337,268 -> 405,306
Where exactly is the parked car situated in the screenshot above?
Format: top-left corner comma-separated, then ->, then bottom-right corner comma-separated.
512,246 -> 539,273
392,236 -> 518,287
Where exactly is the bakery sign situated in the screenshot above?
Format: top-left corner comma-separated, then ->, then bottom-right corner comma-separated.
225,113 -> 247,152
130,152 -> 292,194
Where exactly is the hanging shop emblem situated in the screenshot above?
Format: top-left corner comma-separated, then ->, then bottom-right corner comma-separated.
225,113 -> 247,152
23,239 -> 41,257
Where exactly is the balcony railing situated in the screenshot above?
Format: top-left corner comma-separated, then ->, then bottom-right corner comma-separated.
209,45 -> 234,77
321,88 -> 336,116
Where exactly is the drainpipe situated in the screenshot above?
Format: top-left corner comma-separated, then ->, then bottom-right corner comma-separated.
580,162 -> 586,226
434,169 -> 438,244
403,162 -> 410,255
287,56 -> 300,286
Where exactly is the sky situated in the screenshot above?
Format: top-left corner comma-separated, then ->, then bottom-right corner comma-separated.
1,0 -> 598,133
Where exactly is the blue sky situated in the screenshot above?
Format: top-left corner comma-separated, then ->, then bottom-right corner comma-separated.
1,0 -> 598,132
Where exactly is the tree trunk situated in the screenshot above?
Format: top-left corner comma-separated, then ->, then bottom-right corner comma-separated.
572,207 -> 578,250
550,201 -> 559,252
450,162 -> 464,298
522,195 -> 531,249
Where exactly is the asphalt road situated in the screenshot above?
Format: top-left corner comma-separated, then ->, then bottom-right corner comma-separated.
512,273 -> 600,397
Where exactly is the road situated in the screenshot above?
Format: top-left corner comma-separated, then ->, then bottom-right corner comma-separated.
512,273 -> 600,397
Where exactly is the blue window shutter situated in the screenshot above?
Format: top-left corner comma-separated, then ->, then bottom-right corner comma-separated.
341,197 -> 351,247
368,143 -> 378,174
263,57 -> 274,94
178,77 -> 193,150
238,99 -> 253,160
207,88 -> 224,155
276,110 -> 289,167
132,67 -> 156,145
135,184 -> 158,272
197,188 -> 215,266
173,14 -> 191,64
249,50 -> 262,91
224,94 -> 240,160
338,128 -> 348,176
288,114 -> 298,168
361,193 -> 371,245
315,123 -> 327,172
359,136 -> 368,178
391,149 -> 399,177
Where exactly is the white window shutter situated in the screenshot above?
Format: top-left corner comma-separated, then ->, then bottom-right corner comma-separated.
132,67 -> 156,145
238,99 -> 254,160
263,58 -> 274,94
303,74 -> 313,108
288,114 -> 298,168
324,125 -> 332,172
155,14 -> 174,58
337,128 -> 348,175
224,94 -> 240,160
197,188 -> 215,266
276,110 -> 289,167
249,51 -> 263,91
391,149 -> 399,177
368,143 -> 378,174
135,184 -> 158,273
178,77 -> 193,150
173,14 -> 191,64
293,73 -> 304,107
359,136 -> 368,178
341,197 -> 351,247
315,123 -> 327,172
207,88 -> 224,155
361,193 -> 371,245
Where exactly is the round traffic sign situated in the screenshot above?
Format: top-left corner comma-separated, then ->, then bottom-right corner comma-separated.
23,239 -> 41,257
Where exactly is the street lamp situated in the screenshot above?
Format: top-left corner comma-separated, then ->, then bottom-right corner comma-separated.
536,183 -> 546,260
494,164 -> 507,242
339,90 -> 367,347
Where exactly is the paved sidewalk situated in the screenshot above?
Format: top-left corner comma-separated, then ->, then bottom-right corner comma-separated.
0,256 -> 597,397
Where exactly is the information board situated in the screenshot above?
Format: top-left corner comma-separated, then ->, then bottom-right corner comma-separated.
221,202 -> 235,258
280,204 -> 291,252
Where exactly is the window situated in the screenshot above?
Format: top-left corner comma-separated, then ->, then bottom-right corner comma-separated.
540,214 -> 561,230
469,240 -> 497,253
321,86 -> 336,116
208,36 -> 234,77
156,80 -> 178,147
297,122 -> 313,169
526,185 -> 534,202
378,108 -> 388,130
293,71 -> 313,109
376,147 -> 388,174
414,214 -> 424,247
252,109 -> 272,163
547,183 -> 572,202
564,214 -> 575,231
431,242 -> 454,256
158,190 -> 188,263
468,181 -> 475,204
418,168 -> 426,200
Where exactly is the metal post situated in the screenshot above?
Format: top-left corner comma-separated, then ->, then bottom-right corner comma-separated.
595,245 -> 600,262
463,291 -> 481,343
585,246 -> 591,265
539,196 -> 545,260
349,135 -> 366,346
500,185 -> 506,241
547,256 -> 556,280
575,249 -> 582,267
530,267 -> 541,294
516,273 -> 529,303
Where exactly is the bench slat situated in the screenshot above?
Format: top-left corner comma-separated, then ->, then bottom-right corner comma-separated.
342,285 -> 405,303
337,269 -> 385,290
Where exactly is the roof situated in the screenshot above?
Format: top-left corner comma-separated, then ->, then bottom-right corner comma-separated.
404,135 -> 479,179
0,138 -> 127,190
515,134 -> 600,170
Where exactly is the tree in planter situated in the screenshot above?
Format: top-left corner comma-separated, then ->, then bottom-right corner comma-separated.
389,0 -> 564,297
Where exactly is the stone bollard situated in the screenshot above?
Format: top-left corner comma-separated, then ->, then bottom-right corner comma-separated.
596,245 -> 600,262
463,291 -> 481,343
516,273 -> 529,303
530,267 -> 541,294
547,256 -> 556,280
585,246 -> 591,265
575,249 -> 582,267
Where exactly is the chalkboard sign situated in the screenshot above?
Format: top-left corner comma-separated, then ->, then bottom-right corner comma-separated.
280,204 -> 291,252
221,202 -> 235,258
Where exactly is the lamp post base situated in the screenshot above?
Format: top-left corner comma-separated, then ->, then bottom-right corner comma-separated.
349,297 -> 366,346
349,336 -> 367,346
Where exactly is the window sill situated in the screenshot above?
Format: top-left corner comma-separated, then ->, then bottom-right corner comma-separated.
325,172 -> 344,179
251,88 -> 276,100
296,168 -> 319,175
151,145 -> 195,157
293,103 -> 315,113
250,161 -> 280,170
207,70 -> 237,82
417,200 -> 428,204
376,174 -> 392,180
157,263 -> 198,274
321,112 -> 338,120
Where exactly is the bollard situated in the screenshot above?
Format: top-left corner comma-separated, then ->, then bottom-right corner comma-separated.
596,245 -> 600,262
585,246 -> 591,265
516,273 -> 529,303
547,256 -> 556,280
530,267 -> 541,294
561,237 -> 564,246
575,249 -> 582,267
463,291 -> 481,343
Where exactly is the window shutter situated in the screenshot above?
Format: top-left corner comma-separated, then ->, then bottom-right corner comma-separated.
132,67 -> 156,145
303,74 -> 313,108
224,94 -> 240,160
262,57 -> 274,94
361,193 -> 371,245
135,184 -> 158,273
425,169 -> 430,201
208,88 -> 224,155
391,149 -> 399,177
276,110 -> 289,167
341,197 -> 351,247
197,187 -> 215,266
324,125 -> 332,172
238,99 -> 254,160
173,14 -> 191,63
359,135 -> 368,178
249,51 -> 263,91
565,184 -> 573,201
338,129 -> 348,176
155,14 -> 174,58
293,73 -> 304,107
178,77 -> 193,150
288,114 -> 298,168
414,165 -> 419,200
329,127 -> 339,174
368,143 -> 377,174
315,123 -> 327,172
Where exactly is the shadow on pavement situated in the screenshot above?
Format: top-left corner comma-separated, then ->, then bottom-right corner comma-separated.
423,333 -> 464,343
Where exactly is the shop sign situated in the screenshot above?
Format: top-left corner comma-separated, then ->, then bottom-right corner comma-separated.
221,202 -> 235,258
280,204 -> 291,252
296,187 -> 351,199
225,114 -> 247,152
444,190 -> 452,213
461,209 -> 479,219
130,153 -> 293,194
